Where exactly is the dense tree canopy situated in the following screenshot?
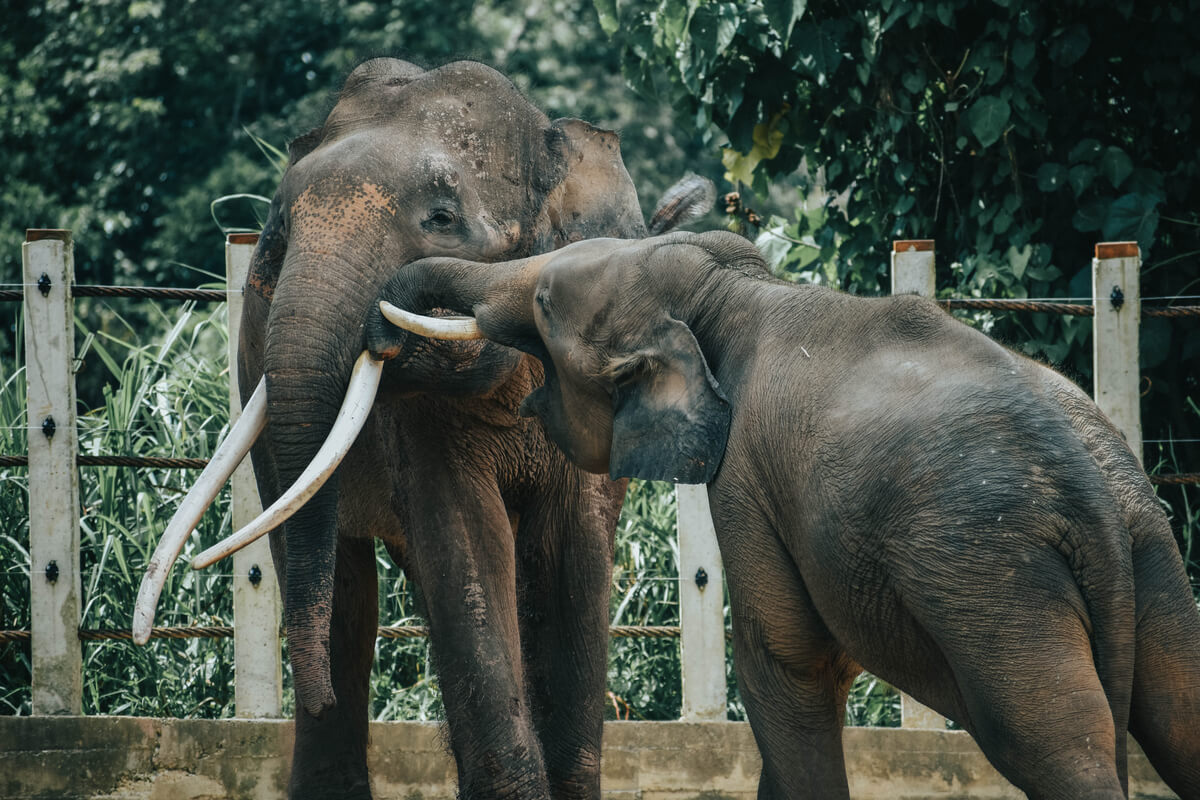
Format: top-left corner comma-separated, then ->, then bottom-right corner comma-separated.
0,0 -> 719,288
599,0 -> 1200,473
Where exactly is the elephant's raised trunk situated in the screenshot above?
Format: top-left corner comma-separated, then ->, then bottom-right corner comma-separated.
366,253 -> 548,360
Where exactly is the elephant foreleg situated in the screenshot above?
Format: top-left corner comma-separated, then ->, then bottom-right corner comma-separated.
721,522 -> 858,800
516,474 -> 623,800
405,469 -> 550,800
289,536 -> 378,799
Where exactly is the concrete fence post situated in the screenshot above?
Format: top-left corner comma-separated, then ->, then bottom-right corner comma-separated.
226,233 -> 283,717
890,239 -> 936,298
676,484 -> 727,721
889,239 -> 948,731
23,229 -> 82,715
1092,242 -> 1143,465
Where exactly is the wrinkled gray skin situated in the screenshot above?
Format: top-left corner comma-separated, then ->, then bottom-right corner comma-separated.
242,59 -> 708,799
367,231 -> 1200,800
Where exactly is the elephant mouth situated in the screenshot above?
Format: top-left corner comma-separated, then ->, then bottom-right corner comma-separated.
132,351 -> 384,644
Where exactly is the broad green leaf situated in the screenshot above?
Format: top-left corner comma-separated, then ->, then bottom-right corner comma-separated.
1049,24 -> 1090,67
763,0 -> 806,43
1006,244 -> 1033,279
690,3 -> 739,62
791,20 -> 845,86
1072,197 -> 1111,232
1069,138 -> 1103,163
1011,38 -> 1035,69
1036,163 -> 1068,192
594,0 -> 619,35
1103,192 -> 1160,253
1098,146 -> 1133,188
901,70 -> 924,95
1068,164 -> 1096,197
966,96 -> 1010,148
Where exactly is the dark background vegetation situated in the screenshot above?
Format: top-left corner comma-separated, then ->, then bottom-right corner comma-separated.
1,0 -> 1196,722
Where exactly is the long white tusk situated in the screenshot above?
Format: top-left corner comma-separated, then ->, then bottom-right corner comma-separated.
379,300 -> 483,340
132,378 -> 268,645
189,351 -> 383,571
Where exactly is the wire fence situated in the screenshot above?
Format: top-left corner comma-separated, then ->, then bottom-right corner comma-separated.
5,234 -> 1197,723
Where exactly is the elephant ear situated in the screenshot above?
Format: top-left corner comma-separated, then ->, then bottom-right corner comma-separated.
609,319 -> 731,484
286,126 -> 324,167
546,118 -> 647,245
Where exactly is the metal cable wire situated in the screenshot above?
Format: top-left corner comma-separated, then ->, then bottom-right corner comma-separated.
4,284 -> 1200,316
0,286 -> 237,303
0,624 -> 687,644
0,455 -> 209,468
942,298 -> 1200,318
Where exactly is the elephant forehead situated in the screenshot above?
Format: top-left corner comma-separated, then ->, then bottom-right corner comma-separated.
288,180 -> 399,244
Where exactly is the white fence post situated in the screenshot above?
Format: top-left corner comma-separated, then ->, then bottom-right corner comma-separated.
889,239 -> 948,731
890,239 -> 936,297
23,229 -> 82,715
676,484 -> 727,721
1092,242 -> 1143,465
226,233 -> 283,717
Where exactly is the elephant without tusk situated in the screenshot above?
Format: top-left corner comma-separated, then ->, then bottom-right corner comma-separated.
368,230 -> 1200,800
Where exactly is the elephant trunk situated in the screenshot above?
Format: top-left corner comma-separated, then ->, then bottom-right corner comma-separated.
265,251 -> 378,719
366,253 -> 547,359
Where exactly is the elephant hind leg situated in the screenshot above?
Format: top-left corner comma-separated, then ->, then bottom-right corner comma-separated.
1128,529 -> 1200,798
942,607 -> 1128,800
514,472 -> 622,800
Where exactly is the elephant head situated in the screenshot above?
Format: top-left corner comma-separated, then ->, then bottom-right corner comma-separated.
134,59 -> 712,719
366,232 -> 747,487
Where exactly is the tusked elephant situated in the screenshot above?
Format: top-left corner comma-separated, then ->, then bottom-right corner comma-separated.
133,60 -> 712,799
368,230 -> 1200,800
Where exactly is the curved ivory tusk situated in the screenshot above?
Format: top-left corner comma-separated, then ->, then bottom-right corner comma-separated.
132,378 -> 268,645
190,351 -> 384,571
379,300 -> 483,340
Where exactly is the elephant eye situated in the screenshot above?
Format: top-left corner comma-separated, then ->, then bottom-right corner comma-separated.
423,208 -> 460,232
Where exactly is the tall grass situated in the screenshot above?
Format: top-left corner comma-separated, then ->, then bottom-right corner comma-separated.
3,299 -> 923,727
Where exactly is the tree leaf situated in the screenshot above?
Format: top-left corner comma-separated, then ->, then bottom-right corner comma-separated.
1006,244 -> 1033,279
1049,24 -> 1090,67
1068,138 -> 1103,163
763,0 -> 806,44
791,20 -> 846,86
1103,192 -> 1160,253
901,70 -> 925,95
1011,38 -> 1035,69
1072,198 -> 1111,232
594,0 -> 619,35
1036,163 -> 1068,192
1098,146 -> 1133,188
966,96 -> 1010,148
1068,164 -> 1095,197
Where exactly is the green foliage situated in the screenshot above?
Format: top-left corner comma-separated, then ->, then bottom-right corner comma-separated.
601,0 -> 1200,587
608,479 -> 682,719
0,0 -> 720,294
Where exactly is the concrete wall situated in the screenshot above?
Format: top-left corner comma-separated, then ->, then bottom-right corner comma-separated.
0,718 -> 1176,800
